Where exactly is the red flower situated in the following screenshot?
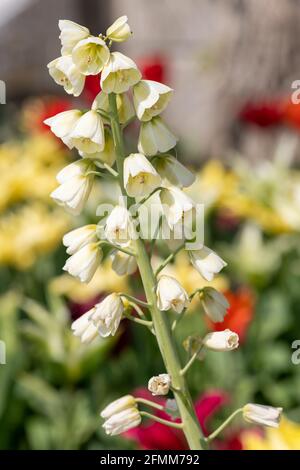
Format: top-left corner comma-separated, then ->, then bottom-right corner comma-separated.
138,55 -> 167,83
207,288 -> 255,343
124,388 -> 231,450
22,97 -> 71,135
282,99 -> 300,131
83,74 -> 101,104
238,100 -> 284,128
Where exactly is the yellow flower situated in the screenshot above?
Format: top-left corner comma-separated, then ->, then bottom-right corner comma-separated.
242,417 -> 300,450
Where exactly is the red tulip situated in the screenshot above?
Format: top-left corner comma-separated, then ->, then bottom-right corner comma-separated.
238,100 -> 284,128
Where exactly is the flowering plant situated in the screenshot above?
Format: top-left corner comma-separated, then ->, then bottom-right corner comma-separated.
45,15 -> 282,449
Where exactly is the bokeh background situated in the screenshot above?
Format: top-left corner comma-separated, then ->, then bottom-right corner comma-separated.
1,0 -> 300,450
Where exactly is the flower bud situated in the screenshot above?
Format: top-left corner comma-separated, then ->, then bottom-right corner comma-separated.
138,116 -> 178,156
189,246 -> 227,281
106,16 -> 132,43
133,80 -> 173,121
124,153 -> 161,197
102,407 -> 141,436
243,404 -> 282,428
101,395 -> 136,419
202,329 -> 239,352
156,275 -> 190,314
101,52 -> 141,94
47,56 -> 85,97
148,374 -> 171,396
200,287 -> 229,323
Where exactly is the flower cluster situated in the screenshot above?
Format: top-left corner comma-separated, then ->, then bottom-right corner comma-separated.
46,16 -> 282,447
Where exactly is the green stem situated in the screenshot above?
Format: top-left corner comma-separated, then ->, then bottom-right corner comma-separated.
155,242 -> 186,277
123,311 -> 153,328
98,241 -> 135,256
181,345 -> 204,376
205,409 -> 243,442
108,92 -> 206,450
140,411 -> 183,430
136,397 -> 165,411
120,293 -> 151,308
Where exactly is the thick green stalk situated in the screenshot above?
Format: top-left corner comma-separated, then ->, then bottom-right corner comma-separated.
108,93 -> 206,450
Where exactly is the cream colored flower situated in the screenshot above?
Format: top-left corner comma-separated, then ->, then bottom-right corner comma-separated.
63,224 -> 98,255
202,329 -> 239,352
72,36 -> 110,75
148,374 -> 171,396
243,404 -> 282,428
102,405 -> 141,436
156,275 -> 190,313
124,153 -> 161,198
44,109 -> 82,148
47,55 -> 85,96
200,287 -> 229,323
71,309 -> 98,344
138,116 -> 178,156
101,52 -> 141,94
111,249 -> 137,276
105,205 -> 135,246
189,246 -> 227,282
51,160 -> 95,215
160,186 -> 194,231
101,395 -> 137,419
133,80 -> 173,121
106,15 -> 132,43
69,110 -> 105,154
58,20 -> 90,55
63,242 -> 102,283
92,91 -> 135,124
80,128 -> 115,167
90,293 -> 124,337
154,154 -> 195,188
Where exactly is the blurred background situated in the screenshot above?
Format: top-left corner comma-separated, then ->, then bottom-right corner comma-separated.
1,0 -> 300,450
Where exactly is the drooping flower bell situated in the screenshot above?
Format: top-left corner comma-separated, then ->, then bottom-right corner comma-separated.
58,19 -> 90,55
101,52 -> 142,94
47,56 -> 85,96
80,127 -> 116,167
106,15 -> 132,43
72,36 -> 110,75
44,109 -> 82,147
242,404 -> 282,428
105,205 -> 135,247
101,395 -> 141,436
124,153 -> 161,197
156,275 -> 190,313
199,287 -> 229,323
89,293 -> 124,337
189,246 -> 227,282
63,242 -> 102,283
111,249 -> 137,276
133,80 -> 173,121
154,154 -> 195,188
63,224 -> 98,255
138,116 -> 178,156
202,329 -> 239,352
69,110 -> 105,154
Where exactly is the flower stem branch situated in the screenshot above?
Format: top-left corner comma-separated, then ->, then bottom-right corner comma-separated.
180,345 -> 204,376
140,411 -> 184,430
120,293 -> 151,308
98,241 -> 135,256
205,409 -> 243,442
123,311 -> 153,328
135,397 -> 165,411
155,242 -> 186,277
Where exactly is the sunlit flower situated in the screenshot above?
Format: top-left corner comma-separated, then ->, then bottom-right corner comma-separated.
189,246 -> 227,282
92,90 -> 135,124
58,19 -> 90,55
243,404 -> 282,428
101,52 -> 141,94
202,329 -> 239,352
200,287 -> 229,323
80,127 -> 115,167
90,293 -> 124,337
106,15 -> 132,43
101,395 -> 141,436
63,224 -> 98,255
63,242 -> 102,283
72,36 -> 110,75
138,116 -> 177,156
154,154 -> 195,188
44,109 -> 82,148
156,275 -> 190,313
47,55 -> 85,96
160,186 -> 194,233
71,309 -> 98,343
133,80 -> 173,121
111,249 -> 137,276
69,110 -> 105,154
148,374 -> 171,396
124,153 -> 161,197
51,159 -> 95,215
105,205 -> 135,246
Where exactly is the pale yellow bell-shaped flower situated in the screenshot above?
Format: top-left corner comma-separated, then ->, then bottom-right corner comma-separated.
51,159 -> 95,215
154,154 -> 195,188
202,329 -> 239,352
133,80 -> 173,121
243,404 -> 282,428
159,186 -> 194,229
44,109 -> 82,148
58,19 -> 90,55
101,52 -> 141,94
106,15 -> 132,43
189,246 -> 227,282
200,287 -> 229,323
63,242 -> 102,283
72,36 -> 110,75
101,395 -> 137,419
90,293 -> 124,337
63,224 -> 98,255
80,128 -> 116,167
124,153 -> 161,198
156,275 -> 190,313
71,309 -> 98,344
105,205 -> 135,247
47,55 -> 85,96
148,374 -> 171,396
138,116 -> 178,156
92,91 -> 135,124
69,110 -> 105,154
101,395 -> 141,436
111,249 -> 137,276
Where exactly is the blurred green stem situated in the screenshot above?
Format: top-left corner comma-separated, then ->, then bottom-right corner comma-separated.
205,408 -> 243,442
108,92 -> 206,450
